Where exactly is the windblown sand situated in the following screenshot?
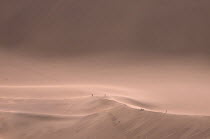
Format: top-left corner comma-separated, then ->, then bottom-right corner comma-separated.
0,0 -> 210,138
0,88 -> 210,139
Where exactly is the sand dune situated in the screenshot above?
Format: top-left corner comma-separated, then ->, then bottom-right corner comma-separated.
0,96 -> 121,115
0,95 -> 210,139
0,0 -> 210,138
111,96 -> 157,110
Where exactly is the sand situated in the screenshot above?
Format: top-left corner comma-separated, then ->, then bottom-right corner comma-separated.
0,0 -> 210,138
0,90 -> 210,139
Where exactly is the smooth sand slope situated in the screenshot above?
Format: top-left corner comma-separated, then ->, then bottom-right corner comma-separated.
0,95 -> 210,139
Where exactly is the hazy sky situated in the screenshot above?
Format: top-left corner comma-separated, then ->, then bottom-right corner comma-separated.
0,0 -> 210,89
0,0 -> 210,58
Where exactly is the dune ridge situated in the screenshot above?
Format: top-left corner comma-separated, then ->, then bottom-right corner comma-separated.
0,0 -> 210,138
1,95 -> 210,139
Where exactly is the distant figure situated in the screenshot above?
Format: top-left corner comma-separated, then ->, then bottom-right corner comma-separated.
140,108 -> 144,111
91,94 -> 93,97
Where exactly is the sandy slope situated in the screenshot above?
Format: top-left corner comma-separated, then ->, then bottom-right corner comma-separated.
0,0 -> 210,138
0,96 -> 210,139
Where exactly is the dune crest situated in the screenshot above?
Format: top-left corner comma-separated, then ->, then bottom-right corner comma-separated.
0,0 -> 210,138
0,95 -> 210,139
